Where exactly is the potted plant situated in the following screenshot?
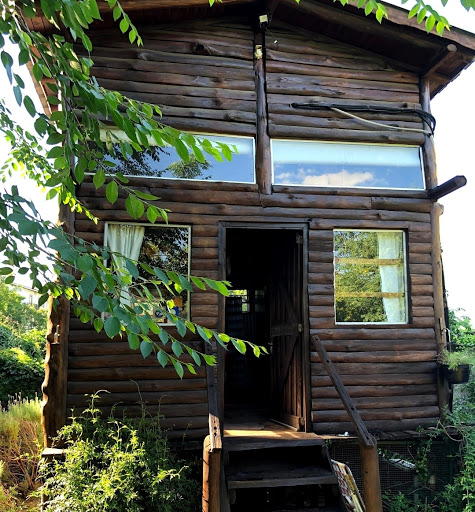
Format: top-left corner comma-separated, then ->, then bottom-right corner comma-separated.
438,349 -> 473,385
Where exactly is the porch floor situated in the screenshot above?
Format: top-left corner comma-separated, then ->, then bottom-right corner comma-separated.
223,407 -> 356,449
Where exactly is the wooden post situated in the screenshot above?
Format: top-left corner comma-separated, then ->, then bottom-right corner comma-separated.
202,435 -> 221,512
41,202 -> 73,447
254,30 -> 272,195
419,77 -> 437,190
431,202 -> 450,416
360,440 -> 383,512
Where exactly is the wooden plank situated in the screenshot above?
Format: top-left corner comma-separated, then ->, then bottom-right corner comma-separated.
312,384 -> 436,398
312,394 -> 438,411
311,373 -> 436,387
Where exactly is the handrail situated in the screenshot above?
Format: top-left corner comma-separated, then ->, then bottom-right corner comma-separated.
206,361 -> 222,452
312,334 -> 382,512
311,335 -> 374,448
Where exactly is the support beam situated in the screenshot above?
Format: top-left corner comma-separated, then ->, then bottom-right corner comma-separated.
428,175 -> 467,200
254,31 -> 272,195
421,44 -> 457,79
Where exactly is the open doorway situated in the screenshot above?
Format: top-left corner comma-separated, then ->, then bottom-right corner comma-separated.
222,226 -> 309,431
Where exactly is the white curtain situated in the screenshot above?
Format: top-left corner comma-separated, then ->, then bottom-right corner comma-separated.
107,224 -> 145,307
377,232 -> 406,323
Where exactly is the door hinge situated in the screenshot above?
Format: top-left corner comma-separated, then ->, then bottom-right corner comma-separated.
298,324 -> 303,333
296,233 -> 303,244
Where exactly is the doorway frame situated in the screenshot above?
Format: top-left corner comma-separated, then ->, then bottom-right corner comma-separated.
217,221 -> 312,432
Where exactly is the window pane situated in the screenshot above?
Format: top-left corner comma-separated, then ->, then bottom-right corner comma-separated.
106,224 -> 190,323
97,134 -> 255,183
272,140 -> 424,189
334,230 -> 407,324
138,226 -> 190,322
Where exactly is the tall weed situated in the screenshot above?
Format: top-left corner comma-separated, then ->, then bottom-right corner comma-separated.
0,397 -> 42,511
41,396 -> 200,512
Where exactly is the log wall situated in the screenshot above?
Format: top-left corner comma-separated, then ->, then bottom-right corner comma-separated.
66,17 -> 440,438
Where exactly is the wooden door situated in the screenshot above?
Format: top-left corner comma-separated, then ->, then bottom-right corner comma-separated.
268,231 -> 304,430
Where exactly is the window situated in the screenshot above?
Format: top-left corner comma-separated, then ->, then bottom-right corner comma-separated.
334,230 -> 408,324
104,223 -> 191,322
97,133 -> 255,183
272,140 -> 424,190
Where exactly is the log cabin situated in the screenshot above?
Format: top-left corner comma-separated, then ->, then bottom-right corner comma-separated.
31,0 -> 475,510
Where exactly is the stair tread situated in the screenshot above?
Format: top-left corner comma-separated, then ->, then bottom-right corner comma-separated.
225,436 -> 325,452
226,462 -> 337,489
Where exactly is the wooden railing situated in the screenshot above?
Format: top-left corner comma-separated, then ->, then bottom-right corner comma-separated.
202,359 -> 222,512
312,335 -> 383,512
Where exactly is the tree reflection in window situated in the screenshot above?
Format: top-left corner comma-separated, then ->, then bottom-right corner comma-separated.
138,226 -> 190,322
334,230 -> 407,324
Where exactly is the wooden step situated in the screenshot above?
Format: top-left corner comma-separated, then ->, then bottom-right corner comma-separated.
226,460 -> 338,489
224,435 -> 326,452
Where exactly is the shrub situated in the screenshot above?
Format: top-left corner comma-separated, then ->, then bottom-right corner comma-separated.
0,348 -> 44,407
41,397 -> 201,512
0,397 -> 43,511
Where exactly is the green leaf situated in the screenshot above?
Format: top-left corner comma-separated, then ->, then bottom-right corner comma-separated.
125,259 -> 139,279
146,205 -> 158,223
94,317 -> 103,333
113,6 -> 121,20
197,325 -> 212,343
232,338 -> 247,354
191,276 -> 206,290
78,274 -> 97,298
172,340 -> 183,357
157,350 -> 168,367
159,328 -> 169,344
128,332 -> 140,350
119,17 -> 129,33
172,359 -> 184,378
408,4 -> 419,18
125,195 -> 145,219
106,180 -> 118,204
23,96 -> 36,117
174,139 -> 190,162
140,339 -> 153,358
104,315 -> 121,338
92,294 -> 108,312
93,169 -> 106,189
13,86 -> 22,106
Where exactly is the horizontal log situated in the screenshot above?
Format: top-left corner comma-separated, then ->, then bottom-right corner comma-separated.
412,296 -> 434,307
412,317 -> 435,328
93,67 -> 256,91
409,242 -> 432,254
265,59 -> 418,84
314,327 -> 435,340
411,284 -> 434,296
412,307 -> 434,318
161,105 -> 256,124
69,341 -> 203,356
312,394 -> 438,411
75,232 -> 103,244
266,78 -> 420,103
67,390 -> 207,407
191,259 -> 218,271
408,231 -> 432,243
190,304 -> 218,317
312,384 -> 436,399
310,350 -> 436,363
312,405 -> 440,423
308,263 -> 333,274
68,366 -> 206,381
68,378 -> 206,394
311,361 -> 436,375
410,275 -> 432,286
320,339 -> 435,352
308,251 -> 333,263
190,317 -> 218,329
273,185 -> 427,200
69,354 -> 200,369
371,197 -> 431,214
311,373 -> 436,387
309,295 -> 334,307
98,77 -> 256,100
191,293 -> 219,305
266,48 -> 402,73
409,263 -> 432,275
269,123 -> 425,145
408,253 -> 432,264
309,306 -> 334,318
65,402 -> 208,418
311,219 -> 430,231
192,237 -> 218,249
92,55 -> 255,80
313,417 -> 438,434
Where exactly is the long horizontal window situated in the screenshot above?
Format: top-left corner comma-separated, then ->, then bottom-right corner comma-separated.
97,134 -> 255,183
104,223 -> 190,323
334,230 -> 408,324
272,140 -> 424,189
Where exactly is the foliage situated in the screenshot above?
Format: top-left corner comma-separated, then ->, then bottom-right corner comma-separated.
449,309 -> 475,350
0,397 -> 42,511
0,279 -> 46,333
41,396 -> 201,512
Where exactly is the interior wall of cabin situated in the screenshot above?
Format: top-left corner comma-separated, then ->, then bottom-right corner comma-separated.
60,12 -> 442,441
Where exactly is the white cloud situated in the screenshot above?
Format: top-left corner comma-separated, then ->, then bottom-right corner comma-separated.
302,170 -> 374,187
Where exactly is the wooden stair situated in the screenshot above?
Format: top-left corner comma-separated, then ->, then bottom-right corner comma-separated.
223,433 -> 344,511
